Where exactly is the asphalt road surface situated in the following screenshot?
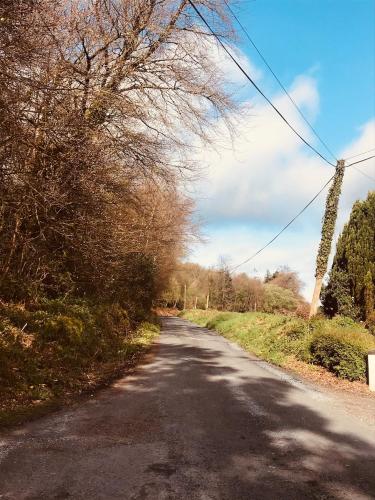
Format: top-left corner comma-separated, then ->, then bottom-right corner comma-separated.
1,316 -> 375,500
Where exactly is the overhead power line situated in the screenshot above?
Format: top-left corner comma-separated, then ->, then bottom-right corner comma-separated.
187,0 -> 336,168
347,154 -> 375,167
352,165 -> 375,183
230,174 -> 335,273
345,147 -> 375,161
223,0 -> 337,163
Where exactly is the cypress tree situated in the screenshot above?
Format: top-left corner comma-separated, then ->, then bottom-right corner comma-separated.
364,270 -> 374,322
322,191 -> 375,320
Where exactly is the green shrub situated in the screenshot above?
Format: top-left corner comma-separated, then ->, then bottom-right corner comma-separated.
278,319 -> 313,362
263,284 -> 298,313
37,315 -> 84,345
329,315 -> 362,330
94,303 -> 130,336
310,327 -> 375,380
280,319 -> 307,340
138,322 -> 159,335
36,299 -> 96,326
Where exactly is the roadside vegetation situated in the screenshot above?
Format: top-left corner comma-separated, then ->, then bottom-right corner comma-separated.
0,1 -> 237,424
322,191 -> 375,329
0,299 -> 159,426
181,310 -> 375,382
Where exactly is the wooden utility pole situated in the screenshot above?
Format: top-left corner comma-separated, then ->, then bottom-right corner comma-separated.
310,160 -> 345,317
205,293 -> 209,310
194,296 -> 198,309
183,283 -> 187,310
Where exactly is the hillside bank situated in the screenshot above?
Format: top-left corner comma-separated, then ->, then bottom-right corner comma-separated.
0,300 -> 159,427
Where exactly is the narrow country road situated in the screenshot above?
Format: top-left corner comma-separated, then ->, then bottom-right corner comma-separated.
1,317 -> 375,500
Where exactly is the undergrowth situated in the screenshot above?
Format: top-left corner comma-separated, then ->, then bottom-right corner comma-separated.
0,299 -> 159,427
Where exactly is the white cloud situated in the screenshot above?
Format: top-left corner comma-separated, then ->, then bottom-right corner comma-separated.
218,43 -> 263,86
191,73 -> 328,226
185,52 -> 375,301
341,121 -> 375,161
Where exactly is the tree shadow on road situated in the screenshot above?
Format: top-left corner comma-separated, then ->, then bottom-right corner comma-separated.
1,317 -> 375,499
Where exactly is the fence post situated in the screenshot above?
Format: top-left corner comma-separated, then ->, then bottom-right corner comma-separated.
369,350 -> 375,392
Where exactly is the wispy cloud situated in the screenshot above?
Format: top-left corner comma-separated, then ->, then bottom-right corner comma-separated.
186,52 -> 375,300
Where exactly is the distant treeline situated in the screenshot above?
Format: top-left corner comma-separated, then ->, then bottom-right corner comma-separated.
160,263 -> 309,316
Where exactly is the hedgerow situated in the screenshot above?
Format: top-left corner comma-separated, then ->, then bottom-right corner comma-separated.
310,326 -> 374,381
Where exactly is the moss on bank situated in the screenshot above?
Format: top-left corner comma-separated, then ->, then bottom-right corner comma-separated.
0,300 -> 159,427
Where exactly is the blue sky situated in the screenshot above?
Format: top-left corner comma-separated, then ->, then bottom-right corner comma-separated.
187,0 -> 375,299
235,0 -> 375,154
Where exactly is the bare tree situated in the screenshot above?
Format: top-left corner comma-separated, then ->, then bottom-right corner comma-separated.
0,0 -> 237,306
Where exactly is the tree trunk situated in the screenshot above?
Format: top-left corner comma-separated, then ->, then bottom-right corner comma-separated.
309,160 -> 345,318
309,276 -> 323,318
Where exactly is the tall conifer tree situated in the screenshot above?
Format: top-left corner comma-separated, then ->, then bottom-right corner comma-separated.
322,191 -> 375,320
364,270 -> 374,322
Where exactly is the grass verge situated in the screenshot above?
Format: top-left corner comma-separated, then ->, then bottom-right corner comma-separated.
180,309 -> 375,383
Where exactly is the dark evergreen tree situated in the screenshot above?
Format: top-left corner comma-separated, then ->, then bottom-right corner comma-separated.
217,269 -> 235,311
364,270 -> 374,322
264,270 -> 273,283
320,268 -> 360,319
322,191 -> 375,320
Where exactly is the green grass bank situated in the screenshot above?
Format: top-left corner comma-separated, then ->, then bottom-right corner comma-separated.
180,310 -> 375,382
0,299 -> 159,426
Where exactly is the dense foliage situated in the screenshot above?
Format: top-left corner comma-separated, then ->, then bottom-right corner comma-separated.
322,191 -> 375,323
182,310 -> 375,381
310,325 -> 372,381
0,0 -> 237,421
315,162 -> 346,280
